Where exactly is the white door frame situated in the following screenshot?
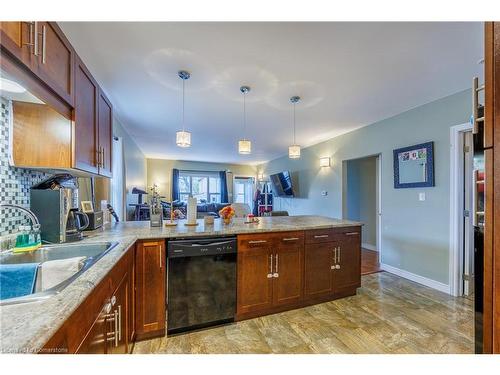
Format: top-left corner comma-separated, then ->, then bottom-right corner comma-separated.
341,153 -> 383,255
449,122 -> 473,296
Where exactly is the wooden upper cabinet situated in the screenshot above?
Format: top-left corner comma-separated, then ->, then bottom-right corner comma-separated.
98,90 -> 113,177
332,230 -> 361,293
33,22 -> 74,106
135,241 -> 166,340
0,22 -> 35,69
74,56 -> 99,174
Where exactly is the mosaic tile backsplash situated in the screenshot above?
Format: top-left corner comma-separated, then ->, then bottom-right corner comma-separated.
0,96 -> 51,236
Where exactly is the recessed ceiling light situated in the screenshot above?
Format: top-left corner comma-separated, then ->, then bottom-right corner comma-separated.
0,77 -> 26,93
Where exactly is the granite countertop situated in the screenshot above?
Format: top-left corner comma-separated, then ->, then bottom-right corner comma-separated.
0,215 -> 361,353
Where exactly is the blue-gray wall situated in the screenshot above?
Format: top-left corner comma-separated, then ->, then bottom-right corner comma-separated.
258,90 -> 470,285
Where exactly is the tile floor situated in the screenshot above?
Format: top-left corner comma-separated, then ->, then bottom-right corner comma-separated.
133,272 -> 474,354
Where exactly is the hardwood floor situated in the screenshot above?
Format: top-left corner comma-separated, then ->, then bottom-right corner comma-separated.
133,272 -> 474,354
361,248 -> 382,275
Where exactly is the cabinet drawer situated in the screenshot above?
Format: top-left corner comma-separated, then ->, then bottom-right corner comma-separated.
275,231 -> 304,245
332,227 -> 361,241
238,234 -> 275,250
305,229 -> 335,244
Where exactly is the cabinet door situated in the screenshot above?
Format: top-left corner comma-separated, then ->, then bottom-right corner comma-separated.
34,22 -> 74,106
333,231 -> 361,293
0,21 -> 35,69
273,243 -> 303,307
74,56 -> 99,174
237,247 -> 274,315
304,242 -> 334,299
108,273 -> 129,354
98,89 -> 113,177
135,241 -> 166,339
75,303 -> 109,354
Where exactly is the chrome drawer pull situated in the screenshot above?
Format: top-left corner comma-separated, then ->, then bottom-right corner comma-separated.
282,237 -> 299,241
249,240 -> 267,244
117,305 -> 122,341
267,254 -> 273,278
114,310 -> 119,347
345,232 -> 359,236
273,254 -> 279,278
314,234 -> 329,238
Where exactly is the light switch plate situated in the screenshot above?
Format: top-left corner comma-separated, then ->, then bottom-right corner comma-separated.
321,191 -> 328,196
419,192 -> 426,201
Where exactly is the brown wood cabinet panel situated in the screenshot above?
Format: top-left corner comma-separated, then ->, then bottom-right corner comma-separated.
33,22 -> 74,106
273,244 -> 303,307
98,90 -> 113,177
12,101 -> 72,168
237,246 -> 273,315
74,56 -> 99,174
332,231 -> 361,292
305,228 -> 335,244
75,303 -> 109,354
304,242 -> 334,299
0,21 -> 35,70
135,241 -> 166,340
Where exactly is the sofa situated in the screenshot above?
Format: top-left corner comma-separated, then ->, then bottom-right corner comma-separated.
161,201 -> 230,219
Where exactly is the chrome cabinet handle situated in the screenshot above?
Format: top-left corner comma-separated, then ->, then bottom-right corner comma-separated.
33,22 -> 39,56
282,237 -> 299,241
345,232 -> 359,236
273,254 -> 279,278
117,305 -> 122,341
314,234 -> 329,238
114,310 -> 119,347
267,254 -> 273,278
249,240 -> 267,244
23,22 -> 35,52
101,147 -> 105,169
338,247 -> 341,263
41,24 -> 46,64
96,148 -> 101,167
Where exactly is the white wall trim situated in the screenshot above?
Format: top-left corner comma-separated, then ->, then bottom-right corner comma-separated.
380,263 -> 450,294
362,243 -> 377,251
449,122 -> 473,297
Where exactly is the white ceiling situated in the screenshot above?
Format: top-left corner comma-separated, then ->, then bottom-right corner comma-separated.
59,22 -> 483,165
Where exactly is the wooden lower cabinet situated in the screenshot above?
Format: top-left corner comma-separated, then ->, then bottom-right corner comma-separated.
135,240 -> 166,340
238,228 -> 361,321
237,246 -> 274,315
41,244 -> 134,354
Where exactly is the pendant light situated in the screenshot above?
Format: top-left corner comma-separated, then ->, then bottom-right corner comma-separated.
176,70 -> 191,148
288,96 -> 301,159
238,85 -> 252,154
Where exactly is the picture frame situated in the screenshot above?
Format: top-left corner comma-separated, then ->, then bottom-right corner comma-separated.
393,141 -> 435,189
81,201 -> 94,213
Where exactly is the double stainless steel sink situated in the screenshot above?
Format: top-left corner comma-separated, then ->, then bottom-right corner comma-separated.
0,241 -> 118,306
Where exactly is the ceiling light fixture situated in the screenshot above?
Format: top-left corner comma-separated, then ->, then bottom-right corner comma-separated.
0,77 -> 27,93
176,70 -> 191,148
288,96 -> 301,159
238,85 -> 251,154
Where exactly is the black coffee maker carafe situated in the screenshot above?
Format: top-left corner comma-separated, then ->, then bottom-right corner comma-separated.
66,209 -> 89,242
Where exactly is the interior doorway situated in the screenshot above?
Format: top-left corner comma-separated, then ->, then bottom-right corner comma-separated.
450,123 -> 475,297
342,154 -> 382,275
233,176 -> 255,211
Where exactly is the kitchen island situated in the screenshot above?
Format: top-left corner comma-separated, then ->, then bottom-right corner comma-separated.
0,215 -> 362,354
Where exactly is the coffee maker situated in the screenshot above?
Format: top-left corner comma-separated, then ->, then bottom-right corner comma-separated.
30,174 -> 89,243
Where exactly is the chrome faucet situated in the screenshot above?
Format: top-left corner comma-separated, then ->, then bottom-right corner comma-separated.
0,203 -> 40,225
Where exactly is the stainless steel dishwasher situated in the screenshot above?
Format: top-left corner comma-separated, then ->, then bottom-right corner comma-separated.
167,237 -> 237,335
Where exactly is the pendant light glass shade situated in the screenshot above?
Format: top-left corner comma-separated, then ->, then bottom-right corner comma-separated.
238,139 -> 252,154
176,130 -> 191,148
289,96 -> 301,159
238,85 -> 252,155
288,144 -> 301,159
176,70 -> 191,148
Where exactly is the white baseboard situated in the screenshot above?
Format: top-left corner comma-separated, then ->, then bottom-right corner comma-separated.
362,243 -> 377,251
380,263 -> 450,294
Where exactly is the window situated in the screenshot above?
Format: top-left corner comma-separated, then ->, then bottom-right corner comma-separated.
179,171 -> 221,203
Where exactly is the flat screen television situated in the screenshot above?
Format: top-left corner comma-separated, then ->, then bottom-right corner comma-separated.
269,171 -> 295,197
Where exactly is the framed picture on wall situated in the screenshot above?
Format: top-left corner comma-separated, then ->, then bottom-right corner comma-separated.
393,141 -> 435,188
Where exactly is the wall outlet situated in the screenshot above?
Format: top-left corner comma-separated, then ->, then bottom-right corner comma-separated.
418,192 -> 426,201
321,191 -> 328,196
